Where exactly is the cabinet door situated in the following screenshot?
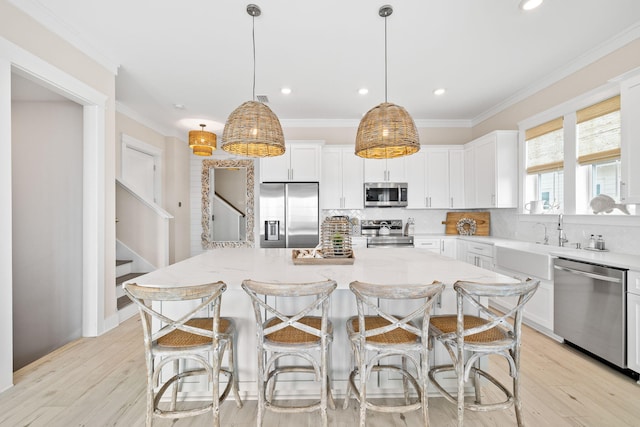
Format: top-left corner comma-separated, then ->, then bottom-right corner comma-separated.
441,238 -> 457,259
449,149 -> 465,208
425,149 -> 450,208
474,137 -> 496,207
386,157 -> 406,182
464,145 -> 476,208
363,159 -> 388,182
320,148 -> 343,208
290,144 -> 321,181
406,151 -> 427,208
621,73 -> 640,204
523,280 -> 553,331
628,293 -> 640,373
341,153 -> 364,209
260,151 -> 290,182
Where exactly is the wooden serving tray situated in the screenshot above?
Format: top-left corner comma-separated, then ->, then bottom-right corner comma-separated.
291,250 -> 355,265
442,212 -> 490,236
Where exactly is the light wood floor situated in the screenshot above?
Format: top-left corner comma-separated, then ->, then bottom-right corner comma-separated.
1,316 -> 639,427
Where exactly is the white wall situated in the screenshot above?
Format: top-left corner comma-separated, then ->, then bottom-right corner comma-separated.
12,100 -> 84,370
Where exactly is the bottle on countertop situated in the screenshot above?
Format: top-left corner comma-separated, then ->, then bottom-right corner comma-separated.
596,235 -> 605,250
588,234 -> 596,249
404,217 -> 415,236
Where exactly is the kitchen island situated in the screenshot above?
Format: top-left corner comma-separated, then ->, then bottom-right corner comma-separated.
126,247 -> 517,400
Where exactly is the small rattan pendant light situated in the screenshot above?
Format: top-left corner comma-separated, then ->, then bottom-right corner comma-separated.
222,4 -> 285,158
355,5 -> 420,159
189,123 -> 216,156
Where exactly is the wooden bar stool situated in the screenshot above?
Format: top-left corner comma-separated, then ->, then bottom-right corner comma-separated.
124,282 -> 242,427
241,279 -> 337,427
429,280 -> 539,427
344,280 -> 444,427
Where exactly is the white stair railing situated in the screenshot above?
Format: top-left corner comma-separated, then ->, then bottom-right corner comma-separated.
116,178 -> 173,268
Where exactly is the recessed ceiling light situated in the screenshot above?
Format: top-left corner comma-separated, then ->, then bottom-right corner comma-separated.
358,88 -> 369,95
173,103 -> 186,109
281,87 -> 292,95
433,88 -> 446,96
519,0 -> 543,11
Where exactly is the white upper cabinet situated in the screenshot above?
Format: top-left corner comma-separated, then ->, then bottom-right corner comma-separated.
260,141 -> 323,182
464,131 -> 518,208
364,157 -> 406,182
321,146 -> 364,209
406,147 -> 464,209
621,73 -> 640,204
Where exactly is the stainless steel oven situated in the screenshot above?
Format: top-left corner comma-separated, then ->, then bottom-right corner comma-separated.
554,257 -> 627,369
361,219 -> 414,248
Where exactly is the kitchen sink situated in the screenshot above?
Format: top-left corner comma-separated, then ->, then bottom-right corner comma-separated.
495,245 -> 553,280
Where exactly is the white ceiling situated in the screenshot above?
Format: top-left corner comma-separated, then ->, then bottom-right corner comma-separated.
10,0 -> 640,138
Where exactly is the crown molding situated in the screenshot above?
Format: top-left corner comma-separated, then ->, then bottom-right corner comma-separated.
8,0 -> 120,75
280,118 -> 472,129
115,102 -> 180,139
472,22 -> 640,127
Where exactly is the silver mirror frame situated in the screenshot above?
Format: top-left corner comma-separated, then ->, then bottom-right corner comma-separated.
201,159 -> 255,248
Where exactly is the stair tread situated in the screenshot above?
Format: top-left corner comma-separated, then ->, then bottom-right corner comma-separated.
117,295 -> 133,311
116,272 -> 146,286
116,259 -> 133,266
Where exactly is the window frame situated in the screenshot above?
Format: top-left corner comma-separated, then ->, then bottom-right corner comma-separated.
518,83 -> 621,215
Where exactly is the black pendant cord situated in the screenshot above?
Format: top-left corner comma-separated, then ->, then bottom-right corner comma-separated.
252,14 -> 256,102
384,14 -> 388,103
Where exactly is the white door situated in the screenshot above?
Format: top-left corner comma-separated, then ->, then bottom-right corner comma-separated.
123,146 -> 156,202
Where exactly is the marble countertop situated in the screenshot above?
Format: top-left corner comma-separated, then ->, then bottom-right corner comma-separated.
127,247 -> 518,290
456,235 -> 640,270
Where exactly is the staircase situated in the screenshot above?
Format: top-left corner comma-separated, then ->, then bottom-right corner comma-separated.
116,259 -> 145,314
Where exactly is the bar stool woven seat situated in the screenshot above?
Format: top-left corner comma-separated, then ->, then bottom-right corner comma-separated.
429,280 -> 539,427
344,281 -> 444,427
124,282 -> 242,427
242,279 -> 337,427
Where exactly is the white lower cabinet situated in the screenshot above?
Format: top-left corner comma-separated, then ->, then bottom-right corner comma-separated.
414,237 -> 457,258
462,241 -> 494,270
491,266 -> 554,332
627,271 -> 640,374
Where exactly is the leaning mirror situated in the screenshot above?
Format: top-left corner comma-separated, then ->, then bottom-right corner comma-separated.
201,159 -> 255,248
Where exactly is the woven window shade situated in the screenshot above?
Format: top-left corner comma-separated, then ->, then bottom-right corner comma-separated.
221,101 -> 285,157
526,117 -> 564,174
355,102 -> 420,159
577,97 -> 621,165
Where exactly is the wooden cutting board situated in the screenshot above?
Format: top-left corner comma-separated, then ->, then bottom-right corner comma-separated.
442,212 -> 490,236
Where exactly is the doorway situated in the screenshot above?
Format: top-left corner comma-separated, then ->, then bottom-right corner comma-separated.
11,74 -> 84,370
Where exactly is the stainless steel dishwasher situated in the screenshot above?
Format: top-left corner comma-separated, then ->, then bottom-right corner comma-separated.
554,257 -> 627,369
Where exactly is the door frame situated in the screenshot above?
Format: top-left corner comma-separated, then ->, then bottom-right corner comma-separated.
1,37 -> 109,391
121,133 -> 163,205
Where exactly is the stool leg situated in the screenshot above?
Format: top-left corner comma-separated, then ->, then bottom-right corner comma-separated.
228,334 -> 243,408
513,348 -> 524,427
420,350 -> 430,427
473,359 -> 482,404
402,356 -> 410,405
212,347 -> 221,427
457,355 -> 465,427
257,348 -> 265,427
145,354 -> 154,427
171,359 -> 179,411
321,337 -> 328,427
358,351 -> 367,427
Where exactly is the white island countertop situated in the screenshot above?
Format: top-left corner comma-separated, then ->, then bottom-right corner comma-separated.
128,247 -> 518,289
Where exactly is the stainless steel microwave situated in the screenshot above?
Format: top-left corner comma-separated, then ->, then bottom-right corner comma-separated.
364,182 -> 408,207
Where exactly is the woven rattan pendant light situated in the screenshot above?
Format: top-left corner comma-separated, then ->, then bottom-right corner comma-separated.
189,123 -> 216,156
355,5 -> 420,159
222,4 -> 285,158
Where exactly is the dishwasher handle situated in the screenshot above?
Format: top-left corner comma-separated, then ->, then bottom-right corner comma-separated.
553,265 -> 622,283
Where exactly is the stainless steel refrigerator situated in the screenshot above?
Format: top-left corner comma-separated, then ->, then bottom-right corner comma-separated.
260,182 -> 319,248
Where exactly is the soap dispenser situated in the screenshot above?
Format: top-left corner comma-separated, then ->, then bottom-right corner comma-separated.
588,234 -> 596,249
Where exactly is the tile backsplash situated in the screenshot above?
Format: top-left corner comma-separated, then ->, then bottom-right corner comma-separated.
323,208 -> 640,256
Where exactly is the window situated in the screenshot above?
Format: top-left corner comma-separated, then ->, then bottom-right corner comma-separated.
577,96 -> 624,212
525,117 -> 564,212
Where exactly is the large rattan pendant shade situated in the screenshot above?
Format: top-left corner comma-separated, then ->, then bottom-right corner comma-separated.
355,5 -> 420,159
355,102 -> 420,159
221,100 -> 285,157
189,124 -> 216,157
221,4 -> 285,158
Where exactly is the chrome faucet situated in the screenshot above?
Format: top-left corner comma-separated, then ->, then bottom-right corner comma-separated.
535,222 -> 548,245
557,214 -> 568,247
